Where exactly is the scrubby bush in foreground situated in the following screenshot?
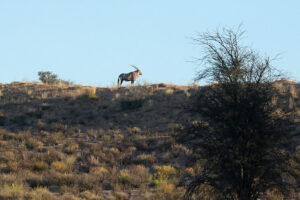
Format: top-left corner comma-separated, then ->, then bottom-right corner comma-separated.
178,26 -> 299,200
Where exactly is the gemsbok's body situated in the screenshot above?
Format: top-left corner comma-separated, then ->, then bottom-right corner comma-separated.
118,65 -> 142,87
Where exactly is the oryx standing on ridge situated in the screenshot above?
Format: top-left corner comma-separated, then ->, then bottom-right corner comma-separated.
118,65 -> 142,87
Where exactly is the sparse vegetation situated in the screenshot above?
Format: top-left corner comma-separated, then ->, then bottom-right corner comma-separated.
0,79 -> 298,199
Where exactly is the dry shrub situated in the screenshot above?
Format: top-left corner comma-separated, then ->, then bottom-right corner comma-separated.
88,155 -> 100,166
62,86 -> 97,100
0,183 -> 26,200
134,153 -> 157,164
36,120 -> 46,129
63,142 -> 79,154
109,147 -> 120,154
6,131 -> 31,142
56,80 -> 74,87
26,138 -> 43,149
0,151 -> 17,162
103,192 -> 116,200
114,191 -> 129,200
126,146 -> 136,156
151,183 -> 184,200
45,132 -> 64,145
118,165 -> 152,188
67,86 -> 97,99
44,171 -> 75,187
51,122 -> 68,132
127,126 -> 141,134
89,166 -> 109,181
193,161 -> 204,174
154,165 -> 176,180
171,143 -> 191,157
0,174 -> 19,186
86,129 -> 98,139
102,135 -> 111,143
33,161 -> 49,171
52,161 -> 69,172
6,161 -> 19,172
41,148 -> 65,164
29,187 -> 57,200
76,173 -> 100,191
265,188 -> 284,200
24,171 -> 44,188
118,169 -> 130,185
60,193 -> 82,200
184,167 -> 195,176
79,191 -> 101,200
160,183 -> 175,193
82,86 -> 97,99
65,155 -> 76,169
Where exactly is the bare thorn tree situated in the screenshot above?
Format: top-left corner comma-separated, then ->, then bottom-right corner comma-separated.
177,26 -> 298,200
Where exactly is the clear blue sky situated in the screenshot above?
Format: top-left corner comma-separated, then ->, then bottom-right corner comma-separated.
0,1 -> 299,86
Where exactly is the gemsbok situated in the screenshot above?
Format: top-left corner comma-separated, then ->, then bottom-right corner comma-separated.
118,65 -> 142,87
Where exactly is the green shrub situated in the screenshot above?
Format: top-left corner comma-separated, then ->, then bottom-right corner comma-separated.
38,71 -> 58,85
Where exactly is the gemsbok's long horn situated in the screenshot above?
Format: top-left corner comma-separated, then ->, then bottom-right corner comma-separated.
131,65 -> 140,71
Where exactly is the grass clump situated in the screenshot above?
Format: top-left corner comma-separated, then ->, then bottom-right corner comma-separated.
134,153 -> 157,164
29,187 -> 57,200
0,184 -> 26,200
33,161 -> 49,171
154,165 -> 176,180
26,138 -> 43,149
114,191 -> 129,200
118,165 -> 152,188
52,161 -> 69,172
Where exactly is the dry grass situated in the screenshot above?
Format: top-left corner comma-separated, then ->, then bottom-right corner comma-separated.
0,81 -> 299,199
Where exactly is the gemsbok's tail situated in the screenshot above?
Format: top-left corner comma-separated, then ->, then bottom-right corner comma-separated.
117,75 -> 121,87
